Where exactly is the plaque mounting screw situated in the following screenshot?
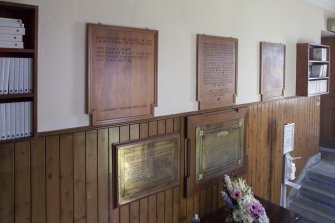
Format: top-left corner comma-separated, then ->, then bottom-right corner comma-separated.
198,174 -> 203,181
237,159 -> 242,165
239,120 -> 243,127
199,130 -> 204,137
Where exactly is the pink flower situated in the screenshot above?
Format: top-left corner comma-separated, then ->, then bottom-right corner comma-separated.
230,189 -> 242,199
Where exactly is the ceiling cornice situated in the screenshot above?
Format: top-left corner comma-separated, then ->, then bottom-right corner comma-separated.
302,0 -> 335,13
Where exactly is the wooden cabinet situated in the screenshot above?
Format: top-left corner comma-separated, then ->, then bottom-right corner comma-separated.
0,1 -> 38,142
296,43 -> 330,96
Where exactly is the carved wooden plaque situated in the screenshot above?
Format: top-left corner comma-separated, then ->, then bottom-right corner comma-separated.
185,108 -> 247,197
112,134 -> 180,207
197,35 -> 238,110
260,42 -> 285,101
87,24 -> 158,125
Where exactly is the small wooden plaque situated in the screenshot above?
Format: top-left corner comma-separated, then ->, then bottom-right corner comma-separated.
112,134 -> 180,207
87,24 -> 158,125
197,35 -> 238,110
260,42 -> 285,101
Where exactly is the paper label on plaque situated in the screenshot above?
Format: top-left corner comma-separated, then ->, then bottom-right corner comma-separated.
283,123 -> 294,154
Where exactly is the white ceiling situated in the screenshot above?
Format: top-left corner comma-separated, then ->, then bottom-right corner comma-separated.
302,0 -> 335,13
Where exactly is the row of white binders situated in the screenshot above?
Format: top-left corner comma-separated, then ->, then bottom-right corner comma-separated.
0,17 -> 25,49
0,57 -> 33,94
0,101 -> 33,141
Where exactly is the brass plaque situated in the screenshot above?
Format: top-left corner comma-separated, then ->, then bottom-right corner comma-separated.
115,134 -> 180,206
195,118 -> 243,183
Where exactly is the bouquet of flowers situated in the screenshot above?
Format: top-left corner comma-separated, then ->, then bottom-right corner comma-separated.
220,175 -> 269,223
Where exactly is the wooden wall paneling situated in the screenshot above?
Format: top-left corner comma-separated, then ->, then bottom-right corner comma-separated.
270,101 -> 284,204
60,134 -> 74,223
0,96 -> 322,223
148,195 -> 156,223
98,129 -> 109,223
109,127 -> 120,223
250,105 -> 258,194
175,117 -> 186,223
139,123 -> 148,223
254,104 -> 263,197
168,117 -> 179,222
0,143 -> 15,223
15,141 -> 31,223
193,193 -> 200,222
119,125 -> 130,223
172,186 -> 180,223
206,187 -> 213,215
73,132 -> 86,223
86,130 -> 98,223
31,137 -> 46,223
129,124 -> 140,223
246,106 -> 252,185
157,120 -> 166,222
46,136 -> 60,223
148,121 -> 157,223
164,188 -> 172,223
212,185 -> 218,211
166,118 -> 174,134
199,190 -> 206,217
186,195 -> 194,222
156,192 -> 165,223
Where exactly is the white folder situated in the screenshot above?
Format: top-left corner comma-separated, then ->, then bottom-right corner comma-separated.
0,58 -> 4,94
13,58 -> 19,94
10,102 -> 15,139
3,57 -> 10,94
8,58 -> 14,94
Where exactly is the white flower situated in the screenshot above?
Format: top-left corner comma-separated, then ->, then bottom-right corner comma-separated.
224,175 -> 233,191
232,209 -> 243,222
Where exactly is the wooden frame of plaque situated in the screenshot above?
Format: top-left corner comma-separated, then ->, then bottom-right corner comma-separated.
112,133 -> 180,207
87,24 -> 158,125
260,42 -> 286,101
196,34 -> 238,110
185,107 -> 247,197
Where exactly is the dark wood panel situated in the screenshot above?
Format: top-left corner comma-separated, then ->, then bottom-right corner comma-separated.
31,138 -> 46,223
60,134 -> 74,223
73,132 -> 86,223
98,129 -> 109,223
0,96 -> 321,223
0,143 -> 14,223
86,131 -> 98,223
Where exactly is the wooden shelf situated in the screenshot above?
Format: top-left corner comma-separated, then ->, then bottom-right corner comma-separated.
0,1 -> 38,143
0,48 -> 35,54
0,93 -> 34,100
296,43 -> 330,96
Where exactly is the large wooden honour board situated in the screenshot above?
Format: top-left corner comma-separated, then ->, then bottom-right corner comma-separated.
197,35 -> 238,110
260,42 -> 285,101
87,24 -> 158,125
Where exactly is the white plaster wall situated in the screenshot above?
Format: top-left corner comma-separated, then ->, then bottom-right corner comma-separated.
6,0 -> 330,131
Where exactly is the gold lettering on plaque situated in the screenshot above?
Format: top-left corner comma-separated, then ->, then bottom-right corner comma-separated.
195,119 -> 244,183
117,134 -> 180,205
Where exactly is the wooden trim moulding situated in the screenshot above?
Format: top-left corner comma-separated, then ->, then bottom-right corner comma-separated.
37,95 -> 306,138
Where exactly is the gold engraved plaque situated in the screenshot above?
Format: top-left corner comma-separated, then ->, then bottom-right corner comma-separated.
114,134 -> 180,207
195,118 -> 244,183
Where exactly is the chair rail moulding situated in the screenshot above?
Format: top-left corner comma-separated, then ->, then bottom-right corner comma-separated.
87,24 -> 158,126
